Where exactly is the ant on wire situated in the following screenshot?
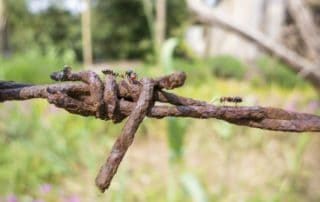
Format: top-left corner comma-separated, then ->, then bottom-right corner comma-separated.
211,96 -> 243,106
124,70 -> 139,84
102,68 -> 139,84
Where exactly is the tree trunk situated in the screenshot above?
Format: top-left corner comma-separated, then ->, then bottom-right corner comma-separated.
81,0 -> 93,68
307,0 -> 320,8
288,0 -> 320,61
263,0 -> 286,40
207,0 -> 264,60
0,0 -> 7,55
155,0 -> 166,58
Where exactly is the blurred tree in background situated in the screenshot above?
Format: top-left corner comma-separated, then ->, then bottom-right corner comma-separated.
5,0 -> 79,55
2,0 -> 188,61
92,0 -> 151,60
1,0 -> 320,201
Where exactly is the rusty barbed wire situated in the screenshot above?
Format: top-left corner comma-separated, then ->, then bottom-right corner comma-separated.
1,67 -> 320,192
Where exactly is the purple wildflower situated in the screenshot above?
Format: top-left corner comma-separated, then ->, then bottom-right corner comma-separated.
284,99 -> 297,111
39,183 -> 51,194
6,194 -> 17,202
65,195 -> 80,202
306,100 -> 319,113
32,199 -> 44,202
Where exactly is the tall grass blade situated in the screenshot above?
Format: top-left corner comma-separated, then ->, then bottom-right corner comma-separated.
180,172 -> 208,202
161,38 -> 178,73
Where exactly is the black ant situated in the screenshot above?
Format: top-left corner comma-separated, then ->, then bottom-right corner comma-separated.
102,69 -> 139,84
125,70 -> 138,82
211,96 -> 243,106
102,69 -> 123,78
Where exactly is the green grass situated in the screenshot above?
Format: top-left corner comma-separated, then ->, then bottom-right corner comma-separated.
0,55 -> 319,201
206,55 -> 247,80
0,47 -> 77,83
255,56 -> 305,89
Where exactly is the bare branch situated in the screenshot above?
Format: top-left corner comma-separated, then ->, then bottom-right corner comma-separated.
186,0 -> 320,90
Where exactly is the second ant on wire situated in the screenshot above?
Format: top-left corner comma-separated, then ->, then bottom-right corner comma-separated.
211,96 -> 243,106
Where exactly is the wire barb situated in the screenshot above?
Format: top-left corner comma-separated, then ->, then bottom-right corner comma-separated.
1,67 -> 320,192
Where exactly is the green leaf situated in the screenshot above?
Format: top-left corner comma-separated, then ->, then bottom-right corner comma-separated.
180,172 -> 208,202
166,118 -> 189,162
161,38 -> 178,73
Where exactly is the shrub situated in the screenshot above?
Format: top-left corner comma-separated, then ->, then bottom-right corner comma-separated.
206,55 -> 247,80
0,47 -> 76,83
256,56 -> 304,88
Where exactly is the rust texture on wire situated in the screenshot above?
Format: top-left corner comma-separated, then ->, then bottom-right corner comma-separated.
1,67 -> 320,192
95,78 -> 155,192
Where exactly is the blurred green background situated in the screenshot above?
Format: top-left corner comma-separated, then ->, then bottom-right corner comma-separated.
0,0 -> 320,202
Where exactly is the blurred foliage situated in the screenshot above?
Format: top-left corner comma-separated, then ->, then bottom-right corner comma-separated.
1,0 -> 320,201
0,59 -> 319,201
256,56 -> 304,89
166,118 -> 189,163
5,0 -> 81,57
207,55 -> 246,80
0,47 -> 76,83
161,38 -> 178,73
0,100 -> 121,199
166,118 -> 208,202
181,172 -> 208,202
163,36 -> 208,202
3,0 -> 188,61
92,1 -> 150,60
